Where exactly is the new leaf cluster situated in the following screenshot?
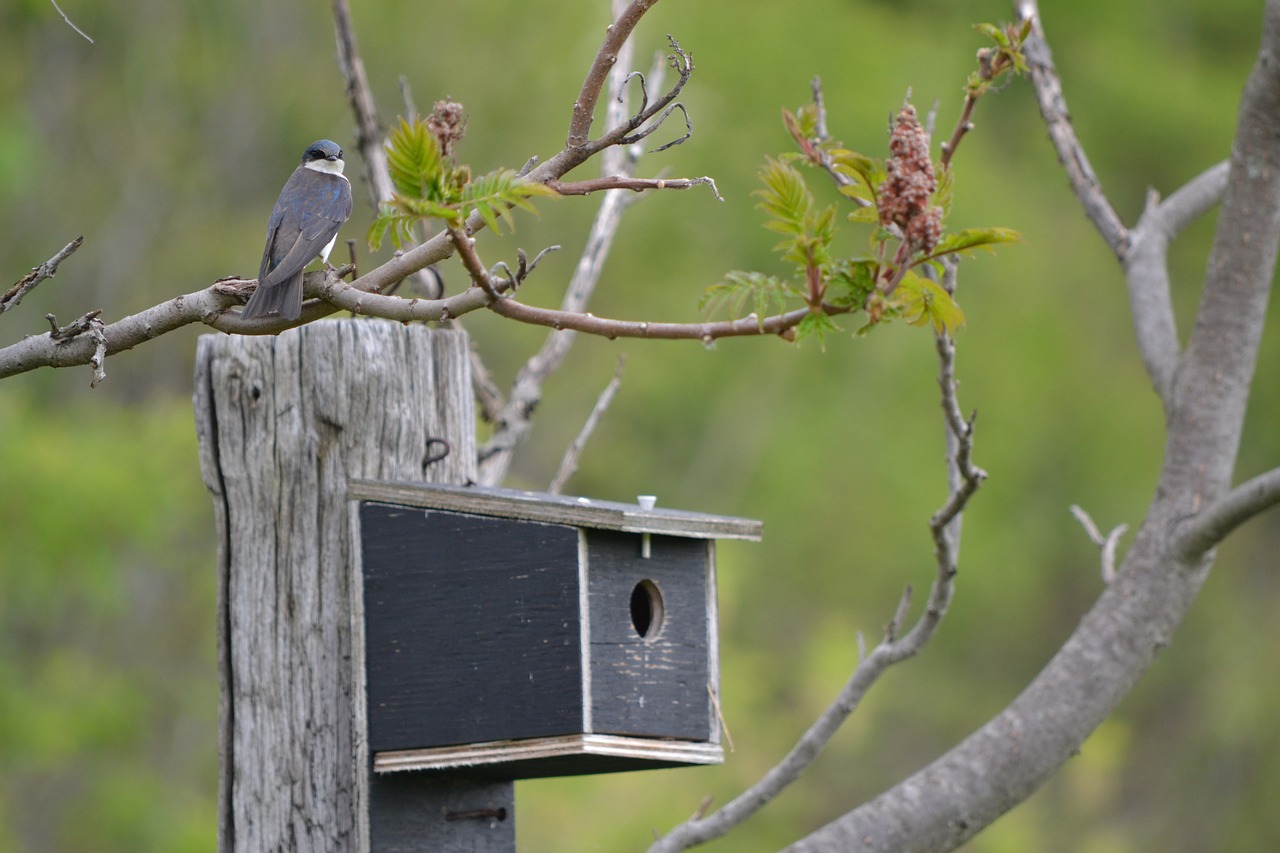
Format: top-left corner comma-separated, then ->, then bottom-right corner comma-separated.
368,117 -> 555,251
705,21 -> 1028,344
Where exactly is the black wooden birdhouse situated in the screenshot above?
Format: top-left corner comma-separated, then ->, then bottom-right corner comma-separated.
348,480 -> 762,780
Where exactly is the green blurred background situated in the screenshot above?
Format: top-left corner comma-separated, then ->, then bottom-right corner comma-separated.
3,0 -> 1279,850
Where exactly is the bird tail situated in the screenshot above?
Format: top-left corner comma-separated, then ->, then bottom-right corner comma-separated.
240,271 -> 303,321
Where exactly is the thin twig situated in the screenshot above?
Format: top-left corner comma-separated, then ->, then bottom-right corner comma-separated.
477,4 -> 652,485
445,225 -> 500,299
1069,505 -> 1129,584
469,339 -> 505,424
568,0 -> 663,146
548,355 -> 626,494
332,0 -> 391,209
487,296 -> 813,342
331,0 -> 442,298
647,261 -> 984,853
49,0 -> 93,43
548,174 -> 722,200
2,237 -> 84,316
1017,0 -> 1129,258
805,78 -> 862,199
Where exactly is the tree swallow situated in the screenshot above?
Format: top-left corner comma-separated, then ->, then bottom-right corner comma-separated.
242,139 -> 353,321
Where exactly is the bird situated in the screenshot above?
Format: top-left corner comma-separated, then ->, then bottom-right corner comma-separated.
241,139 -> 353,321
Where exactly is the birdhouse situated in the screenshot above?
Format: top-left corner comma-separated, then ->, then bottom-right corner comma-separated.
348,480 -> 762,780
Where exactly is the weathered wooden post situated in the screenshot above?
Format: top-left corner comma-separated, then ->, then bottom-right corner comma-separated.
194,318 -> 762,851
193,320 -> 508,851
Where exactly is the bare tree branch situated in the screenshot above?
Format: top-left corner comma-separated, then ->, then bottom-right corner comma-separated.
548,174 -> 722,199
568,0 -> 662,147
476,13 -> 659,485
332,0 -> 389,209
332,0 -> 442,298
487,296 -> 812,342
783,4 -> 1280,848
1069,504 -> 1129,584
474,191 -> 637,483
1173,466 -> 1280,560
548,355 -> 626,494
567,33 -> 695,161
1124,161 -> 1229,401
1017,1 -> 1130,259
648,262 -> 984,853
2,0 -> 705,386
49,0 -> 93,43
3,237 -> 84,315
807,77 -> 862,198
468,338 -> 505,424
0,267 -> 474,380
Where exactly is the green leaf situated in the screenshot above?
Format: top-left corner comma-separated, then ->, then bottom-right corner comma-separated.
975,21 -> 1010,48
794,311 -> 840,347
754,158 -> 813,236
459,168 -> 555,234
826,258 -> 879,309
846,204 -> 881,224
385,117 -> 446,201
366,216 -> 393,252
793,103 -> 820,140
701,270 -> 800,324
367,207 -> 422,251
932,162 -> 955,216
922,226 -> 1022,262
896,271 -> 966,335
829,149 -> 885,196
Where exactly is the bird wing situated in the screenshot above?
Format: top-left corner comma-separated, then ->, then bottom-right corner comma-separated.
259,170 -> 353,288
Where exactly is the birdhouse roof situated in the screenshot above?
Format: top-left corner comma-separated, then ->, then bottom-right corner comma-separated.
348,479 -> 763,541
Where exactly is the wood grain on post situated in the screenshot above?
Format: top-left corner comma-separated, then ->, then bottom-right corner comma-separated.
193,320 -> 505,852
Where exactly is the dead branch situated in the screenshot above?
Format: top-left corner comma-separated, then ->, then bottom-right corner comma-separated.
332,0 -> 442,298
548,175 -> 722,199
548,355 -> 626,494
49,0 -> 93,43
568,0 -> 663,147
476,16 -> 659,486
1069,504 -> 1129,584
3,237 -> 84,315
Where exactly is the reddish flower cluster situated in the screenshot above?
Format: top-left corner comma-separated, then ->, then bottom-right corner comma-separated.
878,104 -> 943,253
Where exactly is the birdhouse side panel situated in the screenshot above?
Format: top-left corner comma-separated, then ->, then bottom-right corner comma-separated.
586,531 -> 713,741
360,504 -> 585,751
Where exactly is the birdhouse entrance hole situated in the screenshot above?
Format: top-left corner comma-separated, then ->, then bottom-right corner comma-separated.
630,579 -> 665,641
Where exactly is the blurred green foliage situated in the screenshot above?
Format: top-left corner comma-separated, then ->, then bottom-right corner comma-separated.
3,0 -> 1280,851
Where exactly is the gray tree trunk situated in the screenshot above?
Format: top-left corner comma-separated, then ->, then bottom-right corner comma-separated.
193,320 -> 482,852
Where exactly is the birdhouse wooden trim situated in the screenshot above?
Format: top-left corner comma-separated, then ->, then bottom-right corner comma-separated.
347,480 -> 761,780
372,733 -> 724,776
